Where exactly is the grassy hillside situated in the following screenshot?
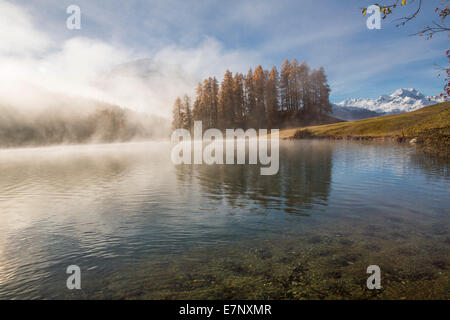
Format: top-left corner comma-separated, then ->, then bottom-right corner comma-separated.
281,102 -> 450,158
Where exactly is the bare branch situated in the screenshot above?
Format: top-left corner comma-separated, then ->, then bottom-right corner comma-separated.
411,21 -> 450,39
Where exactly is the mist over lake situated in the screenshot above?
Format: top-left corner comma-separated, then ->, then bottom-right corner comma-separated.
0,0 -> 449,304
0,140 -> 448,299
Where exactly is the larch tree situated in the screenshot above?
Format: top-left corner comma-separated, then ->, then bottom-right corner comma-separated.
210,77 -> 219,128
309,67 -> 331,116
182,94 -> 193,130
218,70 -> 235,129
297,61 -> 310,114
193,82 -> 204,123
280,59 -> 291,111
171,97 -> 185,130
244,68 -> 256,127
289,58 -> 300,112
265,66 -> 280,129
316,67 -> 332,115
253,65 -> 267,128
233,72 -> 245,127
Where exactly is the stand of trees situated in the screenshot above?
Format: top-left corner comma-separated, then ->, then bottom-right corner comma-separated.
172,59 -> 332,130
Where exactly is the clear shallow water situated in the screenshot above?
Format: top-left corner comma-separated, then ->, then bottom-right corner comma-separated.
0,140 -> 448,299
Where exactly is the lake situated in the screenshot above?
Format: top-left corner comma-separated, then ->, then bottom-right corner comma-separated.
0,140 -> 448,299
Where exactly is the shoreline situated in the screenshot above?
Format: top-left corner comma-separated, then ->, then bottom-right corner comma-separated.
279,102 -> 450,159
281,131 -> 450,160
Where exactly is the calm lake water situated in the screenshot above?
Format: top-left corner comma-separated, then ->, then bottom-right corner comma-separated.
0,140 -> 448,299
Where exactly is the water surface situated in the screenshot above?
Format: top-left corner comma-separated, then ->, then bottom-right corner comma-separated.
0,140 -> 448,299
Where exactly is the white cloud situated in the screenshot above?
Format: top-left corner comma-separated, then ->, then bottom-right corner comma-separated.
1,0 -> 444,112
0,0 -> 52,55
0,1 -> 261,118
153,37 -> 261,79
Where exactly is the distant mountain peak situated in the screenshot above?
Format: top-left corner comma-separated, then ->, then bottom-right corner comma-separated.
336,88 -> 441,114
392,88 -> 416,94
390,88 -> 424,100
331,88 -> 443,121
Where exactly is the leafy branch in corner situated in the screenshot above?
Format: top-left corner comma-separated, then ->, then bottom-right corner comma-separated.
362,0 -> 450,100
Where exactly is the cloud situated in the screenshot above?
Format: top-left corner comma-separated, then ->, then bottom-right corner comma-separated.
153,37 -> 262,79
0,1 -> 264,118
0,0 -> 52,55
1,0 -> 446,111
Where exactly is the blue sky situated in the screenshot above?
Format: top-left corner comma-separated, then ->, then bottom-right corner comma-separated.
3,0 -> 448,112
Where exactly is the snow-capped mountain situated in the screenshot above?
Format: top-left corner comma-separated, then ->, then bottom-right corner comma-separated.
330,105 -> 381,121
331,88 -> 443,121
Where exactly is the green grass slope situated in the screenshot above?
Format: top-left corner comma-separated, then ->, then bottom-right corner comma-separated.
282,102 -> 450,158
